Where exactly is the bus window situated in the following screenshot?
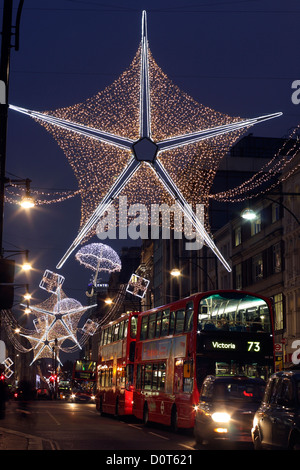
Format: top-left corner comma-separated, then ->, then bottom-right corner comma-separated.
169,311 -> 175,334
113,323 -> 119,342
155,311 -> 162,337
161,309 -> 170,336
141,316 -> 149,340
185,302 -> 194,331
108,368 -> 113,387
144,364 -> 152,390
197,293 -> 271,333
107,327 -> 112,344
119,321 -> 124,340
152,363 -> 158,390
175,309 -> 185,334
136,364 -> 142,389
148,313 -> 156,339
130,316 -> 138,338
158,363 -> 166,390
124,319 -> 128,338
103,328 -> 107,345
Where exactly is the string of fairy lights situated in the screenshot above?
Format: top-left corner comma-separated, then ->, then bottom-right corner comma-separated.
6,121 -> 300,207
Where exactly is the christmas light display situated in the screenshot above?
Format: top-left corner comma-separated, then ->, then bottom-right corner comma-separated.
76,242 -> 121,298
39,269 -> 65,294
75,243 -> 121,273
126,273 -> 149,299
1,285 -> 97,365
2,357 -> 14,379
9,11 -> 282,273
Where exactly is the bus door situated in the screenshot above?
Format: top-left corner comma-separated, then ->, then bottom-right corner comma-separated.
174,358 -> 194,424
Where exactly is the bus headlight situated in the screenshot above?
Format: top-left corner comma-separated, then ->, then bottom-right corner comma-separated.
211,412 -> 231,423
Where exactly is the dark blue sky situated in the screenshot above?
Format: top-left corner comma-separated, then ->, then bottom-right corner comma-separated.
2,0 -> 300,312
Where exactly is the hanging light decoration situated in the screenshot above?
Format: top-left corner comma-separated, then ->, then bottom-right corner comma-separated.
9,11 -> 283,273
75,243 -> 121,273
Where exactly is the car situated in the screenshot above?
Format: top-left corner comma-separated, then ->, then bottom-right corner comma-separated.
251,369 -> 300,450
69,390 -> 96,403
194,375 -> 265,446
36,388 -> 50,400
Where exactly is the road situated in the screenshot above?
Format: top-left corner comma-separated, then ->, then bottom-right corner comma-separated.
2,399 -> 197,451
1,399 -> 253,454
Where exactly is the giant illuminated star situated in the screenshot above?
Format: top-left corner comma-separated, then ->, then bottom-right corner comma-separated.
10,11 -> 282,272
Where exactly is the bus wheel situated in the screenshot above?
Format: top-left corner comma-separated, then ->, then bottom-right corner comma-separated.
171,406 -> 178,432
143,403 -> 149,426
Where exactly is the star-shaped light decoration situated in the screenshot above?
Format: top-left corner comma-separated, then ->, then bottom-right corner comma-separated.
10,11 -> 282,273
20,288 -> 96,365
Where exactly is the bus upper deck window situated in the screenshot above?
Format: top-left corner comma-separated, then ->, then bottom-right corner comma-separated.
130,315 -> 138,338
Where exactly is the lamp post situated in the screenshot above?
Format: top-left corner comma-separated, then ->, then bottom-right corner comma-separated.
241,194 -> 300,226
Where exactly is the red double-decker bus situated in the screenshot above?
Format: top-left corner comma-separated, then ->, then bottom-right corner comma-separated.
96,312 -> 138,416
133,290 -> 275,430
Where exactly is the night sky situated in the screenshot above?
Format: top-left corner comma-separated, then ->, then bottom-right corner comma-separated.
2,0 -> 300,318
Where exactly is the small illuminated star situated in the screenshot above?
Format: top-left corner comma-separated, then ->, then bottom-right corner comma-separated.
20,290 -> 96,365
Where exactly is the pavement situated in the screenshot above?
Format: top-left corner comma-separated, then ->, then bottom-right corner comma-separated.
0,425 -> 44,450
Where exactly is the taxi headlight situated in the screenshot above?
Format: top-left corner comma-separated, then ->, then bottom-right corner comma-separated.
252,416 -> 258,430
211,412 -> 231,423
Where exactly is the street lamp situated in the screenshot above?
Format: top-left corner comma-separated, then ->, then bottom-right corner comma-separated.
170,268 -> 181,277
19,195 -> 34,209
4,249 -> 32,271
241,208 -> 257,220
5,177 -> 35,209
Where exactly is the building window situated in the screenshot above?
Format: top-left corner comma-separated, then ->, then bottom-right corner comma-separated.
272,203 -> 280,223
273,293 -> 283,331
235,263 -> 242,290
251,214 -> 261,236
234,226 -> 242,246
273,243 -> 282,273
252,254 -> 263,282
